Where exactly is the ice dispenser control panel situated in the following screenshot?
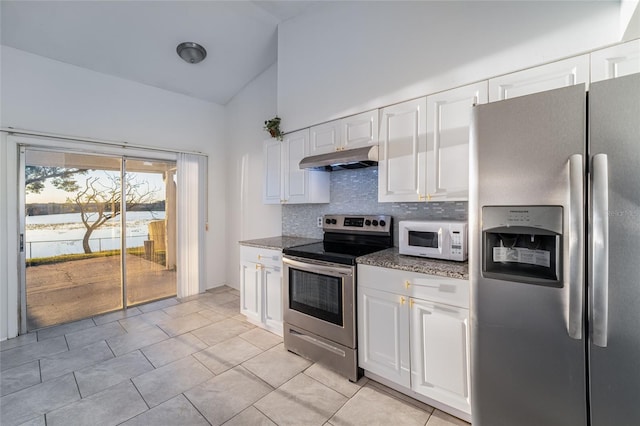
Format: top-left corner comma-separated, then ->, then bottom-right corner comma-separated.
482,206 -> 563,287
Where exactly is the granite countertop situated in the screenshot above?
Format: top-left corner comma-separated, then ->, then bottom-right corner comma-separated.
357,247 -> 469,280
238,236 -> 321,250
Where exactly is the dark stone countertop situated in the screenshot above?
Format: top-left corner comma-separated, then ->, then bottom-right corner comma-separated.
357,247 -> 469,280
238,236 -> 321,251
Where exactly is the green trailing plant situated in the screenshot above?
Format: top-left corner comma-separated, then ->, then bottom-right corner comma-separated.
264,116 -> 283,140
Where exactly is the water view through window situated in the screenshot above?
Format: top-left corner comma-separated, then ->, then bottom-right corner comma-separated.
24,149 -> 177,330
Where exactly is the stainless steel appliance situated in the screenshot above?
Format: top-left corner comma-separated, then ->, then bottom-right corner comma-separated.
283,214 -> 393,382
469,73 -> 640,426
398,220 -> 467,261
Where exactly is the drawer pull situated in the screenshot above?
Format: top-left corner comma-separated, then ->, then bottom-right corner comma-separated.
405,280 -> 411,289
400,296 -> 406,305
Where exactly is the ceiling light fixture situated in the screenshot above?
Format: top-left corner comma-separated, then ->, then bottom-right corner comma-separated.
176,42 -> 207,64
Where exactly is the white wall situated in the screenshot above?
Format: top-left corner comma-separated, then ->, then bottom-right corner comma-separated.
225,64 -> 282,290
278,1 -> 622,131
0,46 -> 227,340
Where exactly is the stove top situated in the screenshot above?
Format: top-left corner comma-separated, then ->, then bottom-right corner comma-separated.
283,214 -> 393,265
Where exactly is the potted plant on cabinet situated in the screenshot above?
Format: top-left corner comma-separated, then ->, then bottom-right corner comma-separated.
263,116 -> 283,141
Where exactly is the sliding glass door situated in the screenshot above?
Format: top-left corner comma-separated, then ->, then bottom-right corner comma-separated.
23,148 -> 176,330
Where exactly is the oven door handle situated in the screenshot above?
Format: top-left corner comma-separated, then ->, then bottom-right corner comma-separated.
283,256 -> 354,277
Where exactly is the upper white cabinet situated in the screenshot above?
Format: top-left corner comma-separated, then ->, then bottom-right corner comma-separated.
309,110 -> 379,156
489,55 -> 589,102
263,129 -> 330,204
591,39 -> 640,83
426,81 -> 488,201
378,97 -> 427,203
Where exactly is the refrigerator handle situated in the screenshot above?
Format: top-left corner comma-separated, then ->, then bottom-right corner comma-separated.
592,154 -> 609,348
568,154 -> 584,340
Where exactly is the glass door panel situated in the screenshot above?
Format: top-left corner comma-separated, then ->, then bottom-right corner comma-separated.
24,149 -> 123,330
123,159 -> 177,305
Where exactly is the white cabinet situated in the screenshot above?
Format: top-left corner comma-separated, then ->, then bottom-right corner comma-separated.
309,110 -> 379,156
263,128 -> 330,204
426,82 -> 488,201
240,246 -> 283,336
378,98 -> 427,202
358,286 -> 410,387
591,39 -> 640,83
357,264 -> 471,419
489,55 -> 589,102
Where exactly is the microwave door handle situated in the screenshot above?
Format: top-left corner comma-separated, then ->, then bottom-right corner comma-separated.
568,154 -> 584,340
438,228 -> 443,254
591,154 -> 609,348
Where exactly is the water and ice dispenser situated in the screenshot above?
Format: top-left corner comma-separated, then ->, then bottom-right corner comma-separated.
482,206 -> 563,287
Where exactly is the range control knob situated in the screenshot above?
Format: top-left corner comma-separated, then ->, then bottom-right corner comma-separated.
372,220 -> 379,226
331,219 -> 337,225
325,218 -> 331,225
365,219 -> 372,226
379,220 -> 386,227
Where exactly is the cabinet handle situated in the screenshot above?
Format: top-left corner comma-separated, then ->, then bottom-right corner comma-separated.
257,255 -> 262,260
405,280 -> 410,289
410,299 -> 414,308
255,264 -> 263,270
400,296 -> 406,305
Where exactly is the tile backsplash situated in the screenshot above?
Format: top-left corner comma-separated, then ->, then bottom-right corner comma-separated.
282,167 -> 468,245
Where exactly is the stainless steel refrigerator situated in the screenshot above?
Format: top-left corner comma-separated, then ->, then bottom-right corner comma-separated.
469,73 -> 640,426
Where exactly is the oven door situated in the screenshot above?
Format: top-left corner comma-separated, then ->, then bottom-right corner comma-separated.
283,256 -> 355,348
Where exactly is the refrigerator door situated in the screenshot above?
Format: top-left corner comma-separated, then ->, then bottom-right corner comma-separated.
469,84 -> 587,425
588,73 -> 640,425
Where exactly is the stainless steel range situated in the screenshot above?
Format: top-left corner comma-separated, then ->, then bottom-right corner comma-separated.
282,214 -> 393,382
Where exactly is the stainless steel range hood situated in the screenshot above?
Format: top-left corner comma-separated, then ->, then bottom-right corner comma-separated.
299,145 -> 378,171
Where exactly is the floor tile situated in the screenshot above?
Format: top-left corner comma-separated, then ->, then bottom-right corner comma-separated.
426,409 -> 470,426
141,333 -> 208,368
118,309 -> 172,332
93,307 -> 142,326
162,300 -> 211,318
206,300 -> 241,317
193,336 -> 262,374
0,360 -> 41,397
106,325 -> 168,356
200,291 -> 240,307
137,297 -> 179,313
196,308 -> 228,323
367,379 -> 435,413
304,363 -> 368,398
222,406 -> 276,426
241,343 -> 312,388
133,355 -> 214,407
36,318 -> 96,341
19,415 -> 46,426
40,340 -> 114,381
255,373 -> 348,426
238,327 -> 282,350
0,336 -> 68,372
0,373 -> 79,426
191,318 -> 253,346
65,321 -> 126,350
75,350 -> 154,398
0,333 -> 37,351
121,394 -> 209,426
45,380 -> 147,426
329,385 -> 431,426
185,366 -> 273,426
205,285 -> 235,295
157,312 -> 212,337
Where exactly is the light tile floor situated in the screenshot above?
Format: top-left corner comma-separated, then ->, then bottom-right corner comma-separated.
0,286 -> 471,426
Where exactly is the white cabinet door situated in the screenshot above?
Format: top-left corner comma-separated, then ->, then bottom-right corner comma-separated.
310,121 -> 341,155
489,55 -> 589,102
240,260 -> 261,324
358,287 -> 411,387
591,39 -> 640,83
426,81 -> 488,201
263,139 -> 283,204
283,129 -> 309,204
378,97 -> 427,202
342,109 -> 379,151
263,263 -> 283,333
411,299 -> 471,415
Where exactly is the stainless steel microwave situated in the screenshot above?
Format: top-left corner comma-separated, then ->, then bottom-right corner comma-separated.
399,220 -> 468,261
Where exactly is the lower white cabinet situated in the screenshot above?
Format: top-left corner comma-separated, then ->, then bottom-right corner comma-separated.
357,264 -> 471,420
240,246 -> 283,336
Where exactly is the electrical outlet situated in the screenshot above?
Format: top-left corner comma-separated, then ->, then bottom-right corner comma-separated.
317,217 -> 323,228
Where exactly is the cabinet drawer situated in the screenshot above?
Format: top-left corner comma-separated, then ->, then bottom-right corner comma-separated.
240,246 -> 282,268
358,264 -> 469,309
